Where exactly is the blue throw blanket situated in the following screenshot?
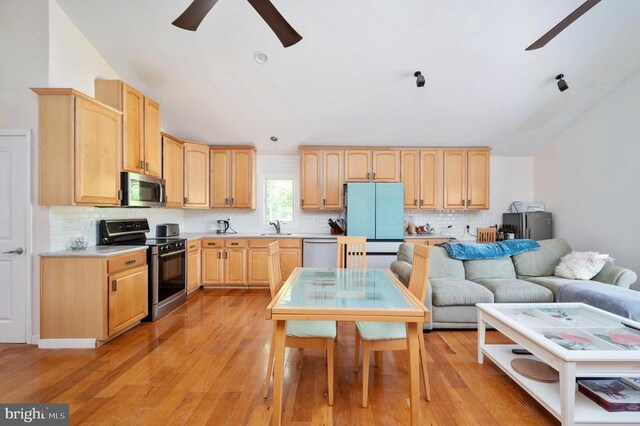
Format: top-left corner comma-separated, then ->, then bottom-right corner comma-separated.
557,282 -> 640,322
439,239 -> 540,260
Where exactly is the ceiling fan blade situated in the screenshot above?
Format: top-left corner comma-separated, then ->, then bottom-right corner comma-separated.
526,0 -> 602,51
172,0 -> 220,31
246,0 -> 302,47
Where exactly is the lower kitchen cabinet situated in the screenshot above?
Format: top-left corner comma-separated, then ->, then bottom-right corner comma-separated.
39,250 -> 148,343
187,239 -> 201,293
247,239 -> 302,287
225,247 -> 247,285
405,238 -> 450,246
202,243 -> 224,285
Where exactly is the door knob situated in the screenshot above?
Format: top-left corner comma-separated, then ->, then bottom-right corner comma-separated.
2,247 -> 23,255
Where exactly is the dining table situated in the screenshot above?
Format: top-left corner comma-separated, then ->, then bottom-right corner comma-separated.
265,267 -> 430,426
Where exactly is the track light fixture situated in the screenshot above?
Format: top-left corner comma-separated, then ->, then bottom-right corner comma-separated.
414,71 -> 425,88
556,74 -> 569,92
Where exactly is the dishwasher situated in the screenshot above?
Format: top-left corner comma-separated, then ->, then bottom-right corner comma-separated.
302,239 -> 338,268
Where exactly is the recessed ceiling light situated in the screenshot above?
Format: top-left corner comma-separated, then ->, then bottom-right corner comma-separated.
254,51 -> 268,64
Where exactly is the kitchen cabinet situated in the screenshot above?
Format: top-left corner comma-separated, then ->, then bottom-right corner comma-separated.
405,238 -> 450,246
184,142 -> 210,208
467,149 -> 490,209
224,240 -> 247,285
162,133 -> 184,208
40,250 -> 148,342
345,149 -> 372,181
300,149 -> 322,209
95,80 -> 161,177
201,239 -> 247,285
201,239 -> 224,285
322,150 -> 344,209
187,239 -> 201,294
344,149 -> 399,182
299,148 -> 344,210
209,147 -> 256,209
401,150 -> 442,210
372,150 -> 400,182
247,239 -> 302,286
33,88 -> 122,206
401,151 -> 420,209
443,149 -> 490,210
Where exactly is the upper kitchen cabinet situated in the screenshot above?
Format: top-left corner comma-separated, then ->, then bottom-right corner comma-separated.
372,150 -> 400,182
300,149 -> 321,209
344,149 -> 372,181
95,80 -> 161,177
33,88 -> 122,206
162,133 -> 184,208
322,149 -> 344,209
401,150 -> 443,210
345,149 -> 399,182
400,151 -> 420,209
184,142 -> 210,208
443,148 -> 490,210
299,148 -> 344,210
209,147 -> 256,209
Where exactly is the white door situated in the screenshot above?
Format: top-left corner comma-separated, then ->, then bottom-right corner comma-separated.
0,131 -> 28,342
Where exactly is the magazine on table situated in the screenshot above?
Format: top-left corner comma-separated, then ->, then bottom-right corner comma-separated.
577,378 -> 640,412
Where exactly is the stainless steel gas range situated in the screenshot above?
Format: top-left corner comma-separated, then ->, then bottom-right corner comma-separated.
99,219 -> 187,321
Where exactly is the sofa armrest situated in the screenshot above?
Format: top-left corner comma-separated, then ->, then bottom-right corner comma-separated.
424,281 -> 433,330
391,260 -> 412,286
591,262 -> 638,289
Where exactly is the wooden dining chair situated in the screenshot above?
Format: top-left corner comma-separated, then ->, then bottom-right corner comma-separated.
263,241 -> 337,405
336,236 -> 367,269
353,244 -> 431,407
477,227 -> 497,243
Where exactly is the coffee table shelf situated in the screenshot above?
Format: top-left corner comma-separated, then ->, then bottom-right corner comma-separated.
483,344 -> 640,425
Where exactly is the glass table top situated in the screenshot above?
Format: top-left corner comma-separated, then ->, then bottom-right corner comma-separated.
493,305 -> 640,351
274,268 -> 417,311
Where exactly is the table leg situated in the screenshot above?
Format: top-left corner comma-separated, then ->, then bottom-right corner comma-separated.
272,320 -> 286,426
477,310 -> 486,364
406,322 -> 420,426
559,362 -> 576,426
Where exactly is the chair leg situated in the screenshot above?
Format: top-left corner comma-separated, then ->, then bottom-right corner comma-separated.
262,328 -> 276,399
418,327 -> 431,401
362,340 -> 371,408
354,328 -> 361,373
327,338 -> 335,406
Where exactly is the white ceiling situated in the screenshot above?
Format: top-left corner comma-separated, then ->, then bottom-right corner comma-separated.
57,0 -> 640,155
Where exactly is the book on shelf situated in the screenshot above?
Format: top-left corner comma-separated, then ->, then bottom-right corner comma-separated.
622,377 -> 640,391
577,378 -> 640,412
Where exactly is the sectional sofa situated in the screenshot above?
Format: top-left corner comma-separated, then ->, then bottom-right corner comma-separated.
390,238 -> 637,330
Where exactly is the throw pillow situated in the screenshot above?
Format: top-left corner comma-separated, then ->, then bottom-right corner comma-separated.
554,251 -> 614,280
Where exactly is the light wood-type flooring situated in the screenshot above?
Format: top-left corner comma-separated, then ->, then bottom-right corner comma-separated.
0,290 -> 558,425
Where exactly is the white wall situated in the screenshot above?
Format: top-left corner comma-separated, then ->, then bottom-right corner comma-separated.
534,68 -> 640,289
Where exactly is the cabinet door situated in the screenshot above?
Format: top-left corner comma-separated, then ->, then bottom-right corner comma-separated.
322,150 -> 344,210
210,149 -> 230,208
231,149 -> 255,209
74,97 -> 122,206
443,150 -> 467,210
372,150 -> 400,182
143,97 -> 161,177
420,150 -> 442,210
187,251 -> 200,293
202,249 -> 224,284
225,248 -> 246,285
162,135 -> 184,208
344,150 -> 372,181
300,149 -> 321,209
401,151 -> 420,209
121,84 -> 144,174
247,249 -> 269,286
108,265 -> 148,336
280,248 -> 301,281
467,150 -> 490,210
184,143 -> 210,208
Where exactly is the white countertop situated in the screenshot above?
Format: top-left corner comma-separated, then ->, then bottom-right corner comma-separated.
404,235 -> 456,240
40,245 -> 147,258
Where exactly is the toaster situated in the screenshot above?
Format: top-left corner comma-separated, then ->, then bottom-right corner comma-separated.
156,223 -> 180,237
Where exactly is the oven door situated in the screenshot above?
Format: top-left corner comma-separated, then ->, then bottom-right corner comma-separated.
153,249 -> 186,306
122,172 -> 166,207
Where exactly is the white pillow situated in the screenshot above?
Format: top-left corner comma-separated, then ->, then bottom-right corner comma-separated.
554,251 -> 614,280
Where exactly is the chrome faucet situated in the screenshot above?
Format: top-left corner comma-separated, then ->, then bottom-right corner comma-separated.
269,219 -> 281,235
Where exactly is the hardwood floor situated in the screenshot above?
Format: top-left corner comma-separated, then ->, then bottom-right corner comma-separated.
0,290 -> 558,425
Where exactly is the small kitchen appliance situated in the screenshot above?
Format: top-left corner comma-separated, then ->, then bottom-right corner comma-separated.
216,219 -> 230,234
156,223 -> 180,237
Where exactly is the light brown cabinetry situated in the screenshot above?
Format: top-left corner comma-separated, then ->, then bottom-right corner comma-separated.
401,150 -> 443,210
184,142 -> 210,208
345,149 -> 372,181
300,149 -> 322,209
344,149 -> 400,182
405,238 -> 450,246
466,149 -> 490,209
247,239 -> 302,286
401,151 -> 420,209
202,242 -> 224,285
300,148 -> 344,210
322,150 -> 344,209
95,80 -> 161,177
40,250 -> 148,342
443,149 -> 490,210
210,147 -> 256,209
187,239 -> 201,294
372,150 -> 400,182
162,133 -> 184,208
33,88 -> 122,206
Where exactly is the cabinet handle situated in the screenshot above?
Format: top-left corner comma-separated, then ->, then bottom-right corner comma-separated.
217,251 -> 221,259
367,172 -> 370,180
139,160 -> 144,169
146,162 -> 150,170
225,197 -> 229,205
189,244 -> 196,249
413,199 -> 417,206
184,197 -> 188,204
323,198 -> 326,206
112,280 -> 118,292
373,172 -> 376,180
125,259 -> 136,265
468,199 -> 471,206
208,242 -> 216,246
231,198 -> 235,206
301,199 -> 305,206
420,199 -> 424,207
230,242 -> 238,246
462,199 -> 466,207
224,252 -> 228,259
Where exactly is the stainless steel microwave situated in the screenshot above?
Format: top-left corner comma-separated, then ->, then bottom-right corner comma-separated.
121,172 -> 166,207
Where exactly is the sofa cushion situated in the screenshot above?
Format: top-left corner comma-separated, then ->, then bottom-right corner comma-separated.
430,278 -> 494,307
474,278 -> 554,303
432,305 -> 480,325
463,258 -> 517,281
429,246 -> 466,280
525,276 -> 594,299
512,238 -> 572,278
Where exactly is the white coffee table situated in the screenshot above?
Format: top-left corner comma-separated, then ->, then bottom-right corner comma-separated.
477,302 -> 640,426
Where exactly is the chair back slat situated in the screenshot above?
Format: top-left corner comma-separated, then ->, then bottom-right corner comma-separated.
408,244 -> 431,303
477,227 -> 497,243
267,241 -> 283,299
336,236 -> 367,269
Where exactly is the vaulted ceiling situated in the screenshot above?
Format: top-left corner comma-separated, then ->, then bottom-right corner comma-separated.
57,0 -> 640,155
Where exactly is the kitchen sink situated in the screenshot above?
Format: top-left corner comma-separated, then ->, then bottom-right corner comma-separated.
260,233 -> 293,236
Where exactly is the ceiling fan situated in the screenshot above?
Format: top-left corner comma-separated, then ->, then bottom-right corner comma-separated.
172,0 -> 302,48
526,0 -> 602,50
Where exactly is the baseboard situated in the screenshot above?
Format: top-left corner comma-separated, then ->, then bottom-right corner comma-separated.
38,338 -> 96,349
31,334 -> 39,344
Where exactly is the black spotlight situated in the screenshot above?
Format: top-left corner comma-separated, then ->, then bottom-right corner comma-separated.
414,71 -> 425,88
556,74 -> 569,92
